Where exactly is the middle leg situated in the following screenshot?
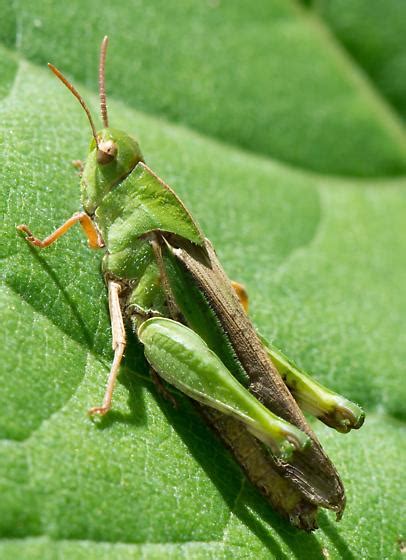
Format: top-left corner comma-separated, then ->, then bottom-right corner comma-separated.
88,280 -> 126,416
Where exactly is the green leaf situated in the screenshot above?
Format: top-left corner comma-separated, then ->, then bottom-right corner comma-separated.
0,2 -> 405,559
1,0 -> 406,176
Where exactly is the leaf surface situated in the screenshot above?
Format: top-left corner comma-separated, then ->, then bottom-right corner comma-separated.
0,2 -> 405,558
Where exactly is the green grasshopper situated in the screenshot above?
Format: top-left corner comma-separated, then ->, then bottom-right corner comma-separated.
17,37 -> 364,531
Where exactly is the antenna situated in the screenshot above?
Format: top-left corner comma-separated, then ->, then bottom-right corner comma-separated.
48,63 -> 99,147
99,36 -> 109,127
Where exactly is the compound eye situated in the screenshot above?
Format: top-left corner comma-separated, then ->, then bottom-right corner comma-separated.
97,139 -> 117,164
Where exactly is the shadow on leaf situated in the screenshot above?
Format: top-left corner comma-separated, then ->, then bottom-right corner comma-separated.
141,383 -> 327,558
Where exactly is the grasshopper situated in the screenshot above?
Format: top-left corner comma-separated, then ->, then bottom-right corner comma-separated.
17,37 -> 364,531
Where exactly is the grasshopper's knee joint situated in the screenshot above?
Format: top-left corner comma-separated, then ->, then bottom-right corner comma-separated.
231,281 -> 249,312
127,303 -> 162,320
114,341 -> 126,355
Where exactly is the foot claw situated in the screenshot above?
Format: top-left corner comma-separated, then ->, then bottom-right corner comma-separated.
88,406 -> 110,417
72,159 -> 84,174
16,225 -> 42,246
16,224 -> 32,237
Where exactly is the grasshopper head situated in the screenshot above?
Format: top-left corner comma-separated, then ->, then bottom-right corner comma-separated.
48,36 -> 143,213
81,127 -> 144,213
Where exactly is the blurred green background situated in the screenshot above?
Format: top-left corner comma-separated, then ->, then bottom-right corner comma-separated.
0,1 -> 405,558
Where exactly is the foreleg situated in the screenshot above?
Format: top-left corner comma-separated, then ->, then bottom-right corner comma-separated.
17,212 -> 104,249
